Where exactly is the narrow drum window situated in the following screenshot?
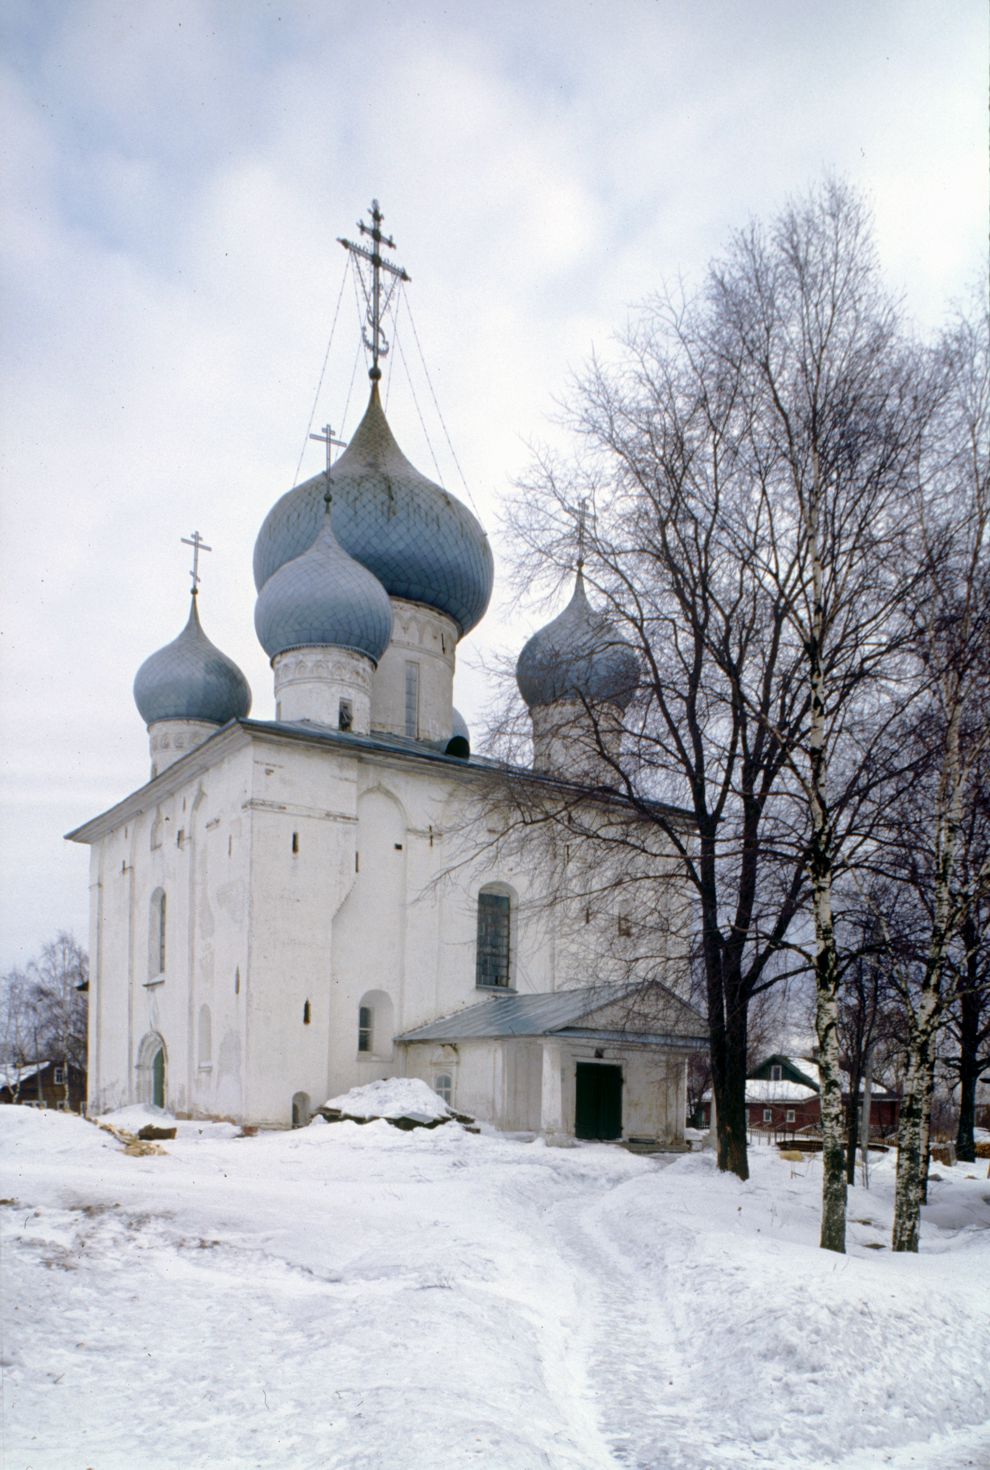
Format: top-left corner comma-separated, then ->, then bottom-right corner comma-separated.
357,1005 -> 373,1053
476,891 -> 511,989
404,661 -> 420,738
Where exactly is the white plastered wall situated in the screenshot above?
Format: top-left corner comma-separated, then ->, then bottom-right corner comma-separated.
86,739 -> 257,1121
84,725 -> 694,1131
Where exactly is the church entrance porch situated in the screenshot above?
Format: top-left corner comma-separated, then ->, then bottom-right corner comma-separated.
575,1062 -> 623,1140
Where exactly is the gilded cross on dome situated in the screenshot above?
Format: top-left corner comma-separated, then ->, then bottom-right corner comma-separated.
181,530 -> 212,594
339,199 -> 411,382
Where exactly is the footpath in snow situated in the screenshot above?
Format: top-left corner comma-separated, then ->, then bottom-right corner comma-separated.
1,1099 -> 989,1470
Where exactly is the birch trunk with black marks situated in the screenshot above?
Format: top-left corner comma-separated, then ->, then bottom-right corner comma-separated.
892,692 -> 963,1251
806,455 -> 846,1254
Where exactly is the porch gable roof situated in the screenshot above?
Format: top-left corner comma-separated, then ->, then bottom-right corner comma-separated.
397,984 -> 708,1048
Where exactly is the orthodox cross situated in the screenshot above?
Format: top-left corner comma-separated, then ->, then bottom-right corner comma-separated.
309,423 -> 347,507
181,530 -> 212,594
338,199 -> 411,381
576,499 -> 589,571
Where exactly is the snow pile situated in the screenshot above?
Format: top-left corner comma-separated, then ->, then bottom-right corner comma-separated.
322,1075 -> 459,1125
0,1103 -> 119,1160
1,1107 -> 988,1469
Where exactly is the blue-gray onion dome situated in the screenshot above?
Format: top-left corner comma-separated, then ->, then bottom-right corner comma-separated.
253,386 -> 494,636
516,572 -> 638,711
134,596 -> 252,727
445,706 -> 471,758
254,507 -> 393,664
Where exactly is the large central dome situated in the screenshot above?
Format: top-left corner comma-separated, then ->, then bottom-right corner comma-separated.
253,386 -> 494,636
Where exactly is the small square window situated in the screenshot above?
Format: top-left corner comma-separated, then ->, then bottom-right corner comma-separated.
786,1109 -> 796,1123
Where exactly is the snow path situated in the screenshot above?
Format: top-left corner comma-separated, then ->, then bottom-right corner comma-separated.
545,1178 -> 719,1470
2,1110 -> 989,1470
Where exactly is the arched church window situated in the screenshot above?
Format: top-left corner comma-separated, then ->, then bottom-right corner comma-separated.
357,991 -> 394,1059
149,889 -> 167,978
434,1073 -> 452,1106
476,886 -> 513,989
198,1004 -> 212,1067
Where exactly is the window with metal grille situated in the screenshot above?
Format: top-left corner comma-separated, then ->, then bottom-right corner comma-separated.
357,1005 -> 373,1053
476,890 -> 511,988
404,662 -> 420,738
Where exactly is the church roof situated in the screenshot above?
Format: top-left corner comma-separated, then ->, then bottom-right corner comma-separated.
253,385 -> 494,636
397,984 -> 707,1046
66,718 -> 697,844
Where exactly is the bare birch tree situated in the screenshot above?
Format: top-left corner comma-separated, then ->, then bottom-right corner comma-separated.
886,305 -> 989,1250
496,185 -> 938,1251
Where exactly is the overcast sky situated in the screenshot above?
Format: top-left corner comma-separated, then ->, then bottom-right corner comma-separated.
1,0 -> 986,972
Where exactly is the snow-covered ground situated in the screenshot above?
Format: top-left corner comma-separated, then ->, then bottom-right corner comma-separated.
2,1103 -> 988,1470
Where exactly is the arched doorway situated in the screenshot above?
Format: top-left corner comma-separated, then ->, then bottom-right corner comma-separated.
137,1032 -> 168,1109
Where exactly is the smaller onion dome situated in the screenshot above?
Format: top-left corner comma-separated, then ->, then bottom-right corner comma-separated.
254,502 -> 393,664
516,571 -> 638,711
134,595 -> 252,727
445,706 -> 471,758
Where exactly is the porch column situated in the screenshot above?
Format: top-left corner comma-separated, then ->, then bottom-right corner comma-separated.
541,1040 -> 571,1147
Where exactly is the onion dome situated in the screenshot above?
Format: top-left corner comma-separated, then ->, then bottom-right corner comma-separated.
445,706 -> 471,758
254,501 -> 393,664
134,595 -> 252,727
253,385 -> 494,636
516,571 -> 638,711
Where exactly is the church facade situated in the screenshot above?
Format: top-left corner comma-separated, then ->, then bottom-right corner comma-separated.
69,205 -> 706,1143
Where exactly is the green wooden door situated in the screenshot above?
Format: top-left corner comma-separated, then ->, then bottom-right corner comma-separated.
575,1062 -> 622,1140
152,1047 -> 166,1109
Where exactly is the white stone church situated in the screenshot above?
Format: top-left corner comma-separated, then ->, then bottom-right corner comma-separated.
69,205 -> 706,1144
